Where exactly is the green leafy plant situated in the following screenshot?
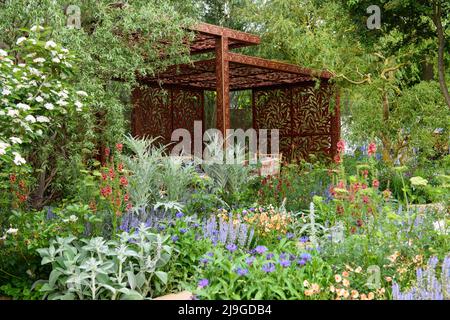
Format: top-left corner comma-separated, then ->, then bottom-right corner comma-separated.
35,224 -> 172,300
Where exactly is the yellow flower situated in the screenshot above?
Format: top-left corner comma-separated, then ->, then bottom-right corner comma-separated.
388,251 -> 400,263
355,266 -> 362,273
335,274 -> 342,283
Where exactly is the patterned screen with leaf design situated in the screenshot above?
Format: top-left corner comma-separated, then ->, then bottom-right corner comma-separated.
253,83 -> 339,161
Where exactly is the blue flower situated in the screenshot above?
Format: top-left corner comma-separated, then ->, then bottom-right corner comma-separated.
206,252 -> 214,257
286,233 -> 294,239
277,235 -> 282,240
157,224 -> 166,231
254,245 -> 268,254
266,253 -> 274,260
198,279 -> 209,289
299,236 -> 309,243
171,235 -> 179,242
245,256 -> 255,266
226,243 -> 238,252
179,228 -> 187,234
262,262 -> 276,273
279,252 -> 287,260
235,268 -> 249,276
279,259 -> 291,268
176,212 -> 184,219
300,253 -> 312,261
297,259 -> 306,266
199,257 -> 209,265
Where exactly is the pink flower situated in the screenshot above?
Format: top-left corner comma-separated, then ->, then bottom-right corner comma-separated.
334,154 -> 342,163
362,195 -> 369,204
104,147 -> 110,157
120,176 -> 128,186
116,143 -> 123,153
368,143 -> 377,157
372,179 -> 380,188
337,140 -> 345,153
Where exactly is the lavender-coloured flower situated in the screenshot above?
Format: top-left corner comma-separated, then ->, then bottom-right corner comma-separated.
279,252 -> 287,260
299,236 -> 309,243
226,243 -> 238,252
245,256 -> 255,266
297,259 -> 306,266
286,233 -> 294,239
199,257 -> 209,265
175,212 -> 184,219
171,235 -> 179,242
207,252 -> 214,257
179,228 -> 187,234
262,262 -> 276,273
255,245 -> 268,254
266,253 -> 275,260
157,224 -> 166,231
198,279 -> 209,289
300,253 -> 312,261
235,268 -> 249,276
279,259 -> 291,268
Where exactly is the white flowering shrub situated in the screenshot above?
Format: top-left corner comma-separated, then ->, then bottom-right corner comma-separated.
0,26 -> 88,168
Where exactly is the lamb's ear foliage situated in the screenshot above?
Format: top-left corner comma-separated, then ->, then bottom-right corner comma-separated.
34,227 -> 172,300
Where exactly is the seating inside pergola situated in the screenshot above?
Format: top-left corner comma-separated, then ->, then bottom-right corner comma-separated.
132,23 -> 340,160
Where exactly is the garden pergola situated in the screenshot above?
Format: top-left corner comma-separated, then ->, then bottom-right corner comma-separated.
132,23 -> 340,160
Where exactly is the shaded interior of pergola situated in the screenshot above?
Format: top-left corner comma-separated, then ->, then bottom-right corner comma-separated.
132,23 -> 340,161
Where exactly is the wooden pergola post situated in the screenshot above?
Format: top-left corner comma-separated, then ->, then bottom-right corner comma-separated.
215,36 -> 230,139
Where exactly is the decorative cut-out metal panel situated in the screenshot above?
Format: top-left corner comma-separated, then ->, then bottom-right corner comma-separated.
253,83 -> 337,161
132,86 -> 171,144
132,86 -> 204,149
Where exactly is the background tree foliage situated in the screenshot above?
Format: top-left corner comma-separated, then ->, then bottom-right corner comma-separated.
0,0 -> 194,207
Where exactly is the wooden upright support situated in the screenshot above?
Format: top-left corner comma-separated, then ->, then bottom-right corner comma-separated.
215,36 -> 230,138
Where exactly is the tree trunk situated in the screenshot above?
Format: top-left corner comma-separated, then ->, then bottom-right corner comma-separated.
433,2 -> 450,109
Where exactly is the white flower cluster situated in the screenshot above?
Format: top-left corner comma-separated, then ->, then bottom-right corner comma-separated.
0,227 -> 19,241
1,26 -> 88,167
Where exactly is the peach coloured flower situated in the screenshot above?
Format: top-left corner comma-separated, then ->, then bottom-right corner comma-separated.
304,289 -> 313,296
354,266 -> 362,273
303,280 -> 310,288
330,285 -> 336,293
342,271 -> 349,278
341,289 -> 349,298
385,276 -> 392,282
335,274 -> 342,283
342,279 -> 350,287
368,292 -> 374,300
360,293 -> 368,300
311,283 -> 320,293
351,290 -> 359,299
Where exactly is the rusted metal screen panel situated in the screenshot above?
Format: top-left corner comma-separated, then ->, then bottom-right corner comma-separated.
132,86 -> 204,150
253,82 -> 338,161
